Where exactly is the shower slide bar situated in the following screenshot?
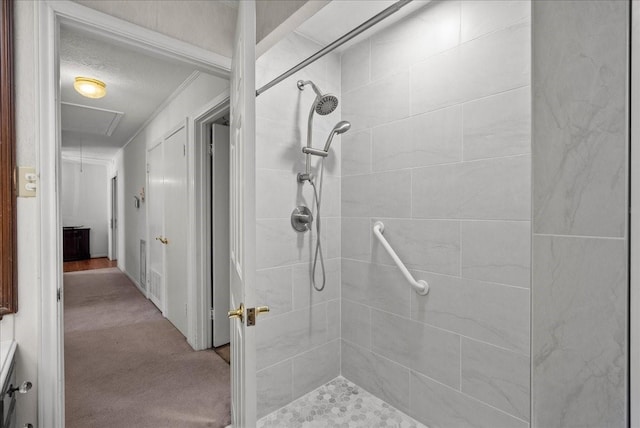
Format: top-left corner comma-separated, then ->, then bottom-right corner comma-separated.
372,221 -> 429,296
255,0 -> 413,97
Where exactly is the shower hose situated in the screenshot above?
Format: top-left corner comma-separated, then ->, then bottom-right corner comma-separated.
309,159 -> 326,292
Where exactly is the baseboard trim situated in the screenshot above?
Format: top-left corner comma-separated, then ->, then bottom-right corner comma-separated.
122,269 -> 146,296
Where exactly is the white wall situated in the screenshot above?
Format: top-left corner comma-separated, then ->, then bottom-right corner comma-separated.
61,160 -> 110,257
113,72 -> 229,289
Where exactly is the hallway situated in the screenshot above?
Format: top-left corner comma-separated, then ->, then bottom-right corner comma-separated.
64,267 -> 231,428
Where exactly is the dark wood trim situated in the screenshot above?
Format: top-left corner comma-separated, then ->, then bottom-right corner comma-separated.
0,0 -> 17,314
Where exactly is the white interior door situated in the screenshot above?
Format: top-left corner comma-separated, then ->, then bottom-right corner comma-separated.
229,0 -> 257,425
148,143 -> 164,309
164,124 -> 189,338
212,124 -> 231,347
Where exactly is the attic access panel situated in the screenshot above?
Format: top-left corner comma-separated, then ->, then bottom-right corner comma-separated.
61,102 -> 124,136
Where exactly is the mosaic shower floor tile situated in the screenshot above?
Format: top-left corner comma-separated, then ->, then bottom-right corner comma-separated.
257,376 -> 426,428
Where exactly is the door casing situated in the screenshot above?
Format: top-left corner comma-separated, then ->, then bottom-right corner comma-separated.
35,2 -> 231,426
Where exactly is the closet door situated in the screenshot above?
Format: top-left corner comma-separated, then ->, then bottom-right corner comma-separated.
147,142 -> 164,310
163,124 -> 189,338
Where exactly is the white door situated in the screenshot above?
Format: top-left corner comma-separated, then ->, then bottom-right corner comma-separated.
212,124 -> 230,347
164,124 -> 189,338
148,143 -> 164,308
229,0 -> 258,426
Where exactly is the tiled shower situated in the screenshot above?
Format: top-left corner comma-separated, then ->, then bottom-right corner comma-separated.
254,0 -> 629,427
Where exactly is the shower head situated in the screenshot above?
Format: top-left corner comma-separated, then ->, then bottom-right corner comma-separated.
323,121 -> 351,152
298,79 -> 338,115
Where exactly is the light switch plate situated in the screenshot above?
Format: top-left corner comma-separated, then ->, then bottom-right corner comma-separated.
18,167 -> 36,198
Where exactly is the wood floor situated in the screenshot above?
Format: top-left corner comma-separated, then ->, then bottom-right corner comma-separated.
63,257 -> 117,272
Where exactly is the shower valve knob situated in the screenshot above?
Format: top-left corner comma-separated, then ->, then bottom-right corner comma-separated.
291,206 -> 313,232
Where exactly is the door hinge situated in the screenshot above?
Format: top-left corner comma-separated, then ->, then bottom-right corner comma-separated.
57,288 -> 61,301
208,143 -> 214,157
210,308 -> 215,320
183,144 -> 186,156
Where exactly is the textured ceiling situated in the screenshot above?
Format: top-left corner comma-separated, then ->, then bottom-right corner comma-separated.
60,24 -> 196,160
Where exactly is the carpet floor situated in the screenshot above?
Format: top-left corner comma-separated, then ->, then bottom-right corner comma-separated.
64,267 -> 231,428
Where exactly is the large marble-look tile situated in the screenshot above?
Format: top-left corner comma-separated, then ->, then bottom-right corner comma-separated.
326,299 -> 341,341
256,219 -> 298,269
411,22 -> 530,115
370,0 -> 461,81
461,220 -> 530,288
256,115 -> 306,173
292,340 -> 341,399
461,0 -> 531,43
341,129 -> 371,176
532,235 -> 626,428
341,340 -> 411,414
256,169 -> 299,219
411,272 -> 529,354
342,71 -> 410,132
342,170 -> 412,218
372,105 -> 463,172
342,259 -> 411,317
371,310 -> 460,389
410,371 -> 528,428
256,303 -> 328,370
293,258 -> 340,309
461,338 -> 530,421
412,155 -> 531,220
371,218 -> 460,276
341,299 -> 371,350
257,360 -> 293,418
341,217 -> 371,262
341,39 -> 370,92
463,86 -> 531,161
256,266 -> 293,316
532,0 -> 627,237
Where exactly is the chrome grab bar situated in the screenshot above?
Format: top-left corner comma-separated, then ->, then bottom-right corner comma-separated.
372,221 -> 429,296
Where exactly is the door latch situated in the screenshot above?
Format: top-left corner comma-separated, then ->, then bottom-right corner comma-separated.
246,306 -> 270,326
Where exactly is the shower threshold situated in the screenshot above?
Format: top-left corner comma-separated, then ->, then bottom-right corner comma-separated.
257,376 -> 425,428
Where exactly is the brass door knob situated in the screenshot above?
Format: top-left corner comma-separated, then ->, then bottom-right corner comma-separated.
256,306 -> 270,315
228,303 -> 244,322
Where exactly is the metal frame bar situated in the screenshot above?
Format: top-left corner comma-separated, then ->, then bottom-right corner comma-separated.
255,0 -> 413,97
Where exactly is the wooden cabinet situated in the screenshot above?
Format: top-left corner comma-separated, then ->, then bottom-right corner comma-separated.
63,228 -> 91,261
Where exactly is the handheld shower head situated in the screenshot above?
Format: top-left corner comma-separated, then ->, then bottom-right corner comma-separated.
298,80 -> 338,115
323,121 -> 351,152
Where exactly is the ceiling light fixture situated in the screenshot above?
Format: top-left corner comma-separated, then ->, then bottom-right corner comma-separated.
73,77 -> 107,99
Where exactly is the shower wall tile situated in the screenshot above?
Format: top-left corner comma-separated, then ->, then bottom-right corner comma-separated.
341,340 -> 411,414
372,105 -> 463,172
256,27 -> 342,415
532,0 -> 627,238
257,359 -> 293,418
410,21 -> 530,115
342,170 -> 411,218
461,220 -> 530,288
326,299 -> 341,341
256,266 -> 293,316
341,298 -> 371,350
411,272 -> 530,354
256,303 -> 328,371
371,309 -> 460,389
293,258 -> 340,309
462,86 -> 531,161
412,155 -> 531,220
341,217 -> 371,262
370,0 -> 461,82
532,235 -> 626,428
342,71 -> 410,132
461,337 -> 530,421
342,259 -> 410,317
292,339 -> 341,399
409,371 -> 529,428
461,0 -> 531,43
341,129 -> 371,176
371,218 -> 460,276
341,39 -> 370,92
